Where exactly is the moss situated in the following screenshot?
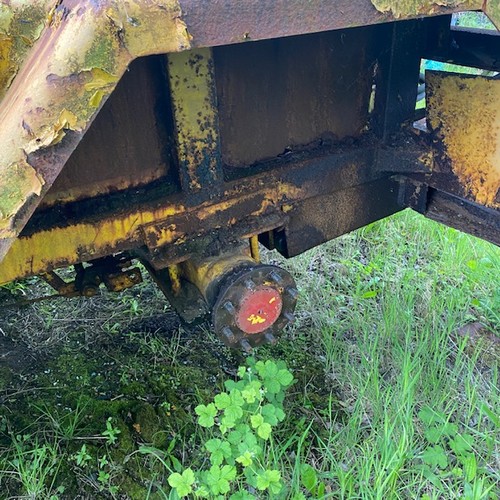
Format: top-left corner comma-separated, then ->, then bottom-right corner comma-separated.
371,0 -> 481,18
134,403 -> 163,446
122,380 -> 146,397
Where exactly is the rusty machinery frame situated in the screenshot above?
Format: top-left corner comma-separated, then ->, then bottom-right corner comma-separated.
0,1 -> 499,346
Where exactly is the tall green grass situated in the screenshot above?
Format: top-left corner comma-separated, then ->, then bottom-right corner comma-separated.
0,210 -> 498,498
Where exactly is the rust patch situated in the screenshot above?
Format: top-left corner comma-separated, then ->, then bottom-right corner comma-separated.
485,0 -> 500,30
370,0 -> 482,18
0,0 -> 191,262
0,158 -> 43,235
427,72 -> 500,208
0,0 -> 54,102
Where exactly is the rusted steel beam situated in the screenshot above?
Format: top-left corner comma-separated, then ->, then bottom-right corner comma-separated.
425,189 -> 500,246
180,0 -> 483,48
167,48 -> 223,193
424,26 -> 500,72
426,71 -> 500,209
373,19 -> 425,140
0,0 -> 191,262
0,143 -> 394,283
0,0 -> 497,268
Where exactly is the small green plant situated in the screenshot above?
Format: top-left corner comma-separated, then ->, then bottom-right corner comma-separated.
71,444 -> 92,467
96,454 -> 119,495
101,417 -> 121,445
167,357 -> 294,498
416,406 -> 496,499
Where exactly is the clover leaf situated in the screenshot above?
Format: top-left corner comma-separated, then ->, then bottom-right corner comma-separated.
168,468 -> 195,497
195,403 -> 217,428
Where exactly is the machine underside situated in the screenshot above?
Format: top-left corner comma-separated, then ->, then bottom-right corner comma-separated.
0,7 -> 499,348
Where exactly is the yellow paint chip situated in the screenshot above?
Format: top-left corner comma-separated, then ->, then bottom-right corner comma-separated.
427,72 -> 500,208
247,314 -> 266,325
0,159 -> 44,232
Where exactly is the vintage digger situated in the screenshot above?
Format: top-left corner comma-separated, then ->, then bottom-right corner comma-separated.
0,0 -> 499,350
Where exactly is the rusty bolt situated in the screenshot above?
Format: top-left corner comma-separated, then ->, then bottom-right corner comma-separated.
223,301 -> 236,315
222,326 -> 236,343
269,271 -> 283,284
244,279 -> 256,291
264,332 -> 277,345
240,339 -> 253,353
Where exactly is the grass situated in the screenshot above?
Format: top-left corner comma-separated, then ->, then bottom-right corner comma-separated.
0,209 -> 498,499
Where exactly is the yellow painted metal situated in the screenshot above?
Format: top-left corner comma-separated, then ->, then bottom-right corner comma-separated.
0,0 -> 191,262
249,236 -> 260,262
167,47 -> 221,192
181,252 -> 255,299
0,203 -> 182,285
0,178 -> 303,285
168,265 -> 182,295
427,72 -> 500,208
0,1 -> 56,102
370,0 -> 482,18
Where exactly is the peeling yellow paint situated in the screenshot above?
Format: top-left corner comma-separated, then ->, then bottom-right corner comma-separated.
427,72 -> 500,208
0,1 -> 54,101
84,67 -> 119,107
0,158 -> 43,231
0,0 -> 191,261
370,0 -> 482,18
0,202 -> 183,284
167,48 -> 219,192
26,108 -> 78,152
247,314 -> 266,325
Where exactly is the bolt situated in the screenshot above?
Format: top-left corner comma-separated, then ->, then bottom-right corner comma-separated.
244,279 -> 256,291
269,271 -> 283,284
283,312 -> 295,323
264,332 -> 277,345
240,339 -> 253,354
221,326 -> 236,343
223,301 -> 236,315
286,287 -> 299,300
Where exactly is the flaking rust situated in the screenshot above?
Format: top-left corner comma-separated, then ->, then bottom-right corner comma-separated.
0,0 -> 191,262
370,0 -> 482,18
427,72 -> 500,208
0,0 -> 56,102
485,0 -> 500,29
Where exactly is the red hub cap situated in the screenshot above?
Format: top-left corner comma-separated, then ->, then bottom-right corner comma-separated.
235,286 -> 283,334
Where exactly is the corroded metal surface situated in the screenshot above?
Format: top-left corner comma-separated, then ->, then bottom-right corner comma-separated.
180,0 -> 483,47
0,141 -> 394,284
426,72 -> 500,208
1,0 -> 499,275
0,0 -> 191,261
0,0 -> 56,101
167,48 -> 222,192
371,0 -> 481,18
41,56 -> 179,206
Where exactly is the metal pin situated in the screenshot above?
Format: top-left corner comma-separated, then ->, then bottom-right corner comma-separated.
244,279 -> 256,291
269,271 -> 283,284
223,301 -> 236,315
286,287 -> 299,300
264,332 -> 277,345
221,326 -> 236,343
240,339 -> 253,353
